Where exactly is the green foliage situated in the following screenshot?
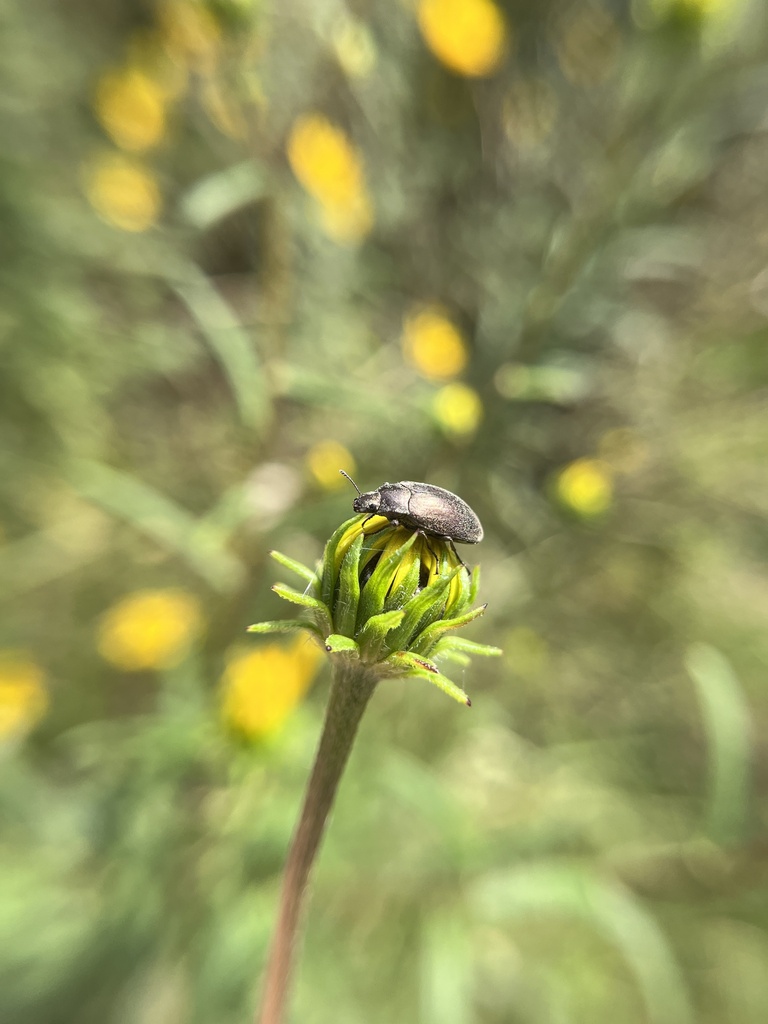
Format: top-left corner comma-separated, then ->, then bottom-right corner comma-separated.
2,0 -> 768,1022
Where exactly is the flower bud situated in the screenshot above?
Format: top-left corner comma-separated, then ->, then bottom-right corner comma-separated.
249,514 -> 500,705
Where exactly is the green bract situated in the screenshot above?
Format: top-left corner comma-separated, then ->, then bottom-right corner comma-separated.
249,514 -> 500,705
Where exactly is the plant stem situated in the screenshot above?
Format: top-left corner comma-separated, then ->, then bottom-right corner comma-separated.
256,661 -> 378,1024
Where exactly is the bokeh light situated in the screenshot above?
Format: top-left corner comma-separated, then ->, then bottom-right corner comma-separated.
221,639 -> 321,740
287,114 -> 374,243
97,589 -> 203,671
83,151 -> 162,231
417,0 -> 509,78
94,67 -> 168,152
0,652 -> 48,740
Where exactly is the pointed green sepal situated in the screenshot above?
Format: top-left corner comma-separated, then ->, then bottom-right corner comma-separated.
409,604 -> 488,657
334,532 -> 365,637
324,634 -> 360,656
272,582 -> 327,612
385,565 -> 465,655
320,518 -> 357,609
385,649 -> 440,675
356,532 -> 419,630
247,619 -> 324,639
356,609 -> 406,662
383,556 -> 421,613
433,636 -> 502,658
271,583 -> 332,636
467,565 -> 481,608
270,550 -> 318,586
395,660 -> 472,706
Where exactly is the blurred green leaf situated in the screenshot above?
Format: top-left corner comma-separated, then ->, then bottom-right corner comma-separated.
420,907 -> 472,1024
168,262 -> 269,435
69,459 -> 245,591
470,864 -> 693,1024
180,162 -> 267,231
685,643 -> 752,845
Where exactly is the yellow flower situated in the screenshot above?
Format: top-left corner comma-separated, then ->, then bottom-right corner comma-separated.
94,67 -> 167,152
556,458 -> 613,517
306,441 -> 356,491
432,383 -> 483,437
417,0 -> 509,78
98,589 -> 203,671
84,152 -> 162,232
287,114 -> 374,244
221,638 -> 321,740
0,652 -> 48,740
402,307 -> 469,381
287,115 -> 363,206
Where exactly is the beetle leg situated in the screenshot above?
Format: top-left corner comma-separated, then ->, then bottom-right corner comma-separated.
443,536 -> 471,574
416,530 -> 440,573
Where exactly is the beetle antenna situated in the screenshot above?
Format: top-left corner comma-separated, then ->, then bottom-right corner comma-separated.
339,469 -> 362,495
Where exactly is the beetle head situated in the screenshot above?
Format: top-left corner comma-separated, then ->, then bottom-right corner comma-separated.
340,470 -> 381,514
352,490 -> 381,514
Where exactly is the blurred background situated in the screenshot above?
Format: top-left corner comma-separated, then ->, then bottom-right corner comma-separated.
2,0 -> 768,1021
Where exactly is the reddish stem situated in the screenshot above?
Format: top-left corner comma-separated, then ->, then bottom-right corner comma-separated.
256,662 -> 378,1024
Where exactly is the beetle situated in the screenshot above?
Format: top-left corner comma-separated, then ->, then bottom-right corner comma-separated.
340,472 -> 483,557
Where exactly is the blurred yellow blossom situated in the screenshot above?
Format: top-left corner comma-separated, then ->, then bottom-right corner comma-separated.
84,152 -> 162,232
402,307 -> 469,381
417,0 -> 509,78
306,441 -> 356,490
94,67 -> 167,151
433,383 -> 483,437
221,638 -> 321,740
556,458 -> 614,516
157,0 -> 222,73
287,114 -> 374,244
287,115 -> 364,206
0,651 -> 48,740
98,589 -> 202,671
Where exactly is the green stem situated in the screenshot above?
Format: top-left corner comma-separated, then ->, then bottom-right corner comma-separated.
256,661 -> 378,1024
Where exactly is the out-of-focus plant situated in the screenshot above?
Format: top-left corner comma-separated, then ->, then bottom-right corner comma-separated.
3,0 -> 768,1021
